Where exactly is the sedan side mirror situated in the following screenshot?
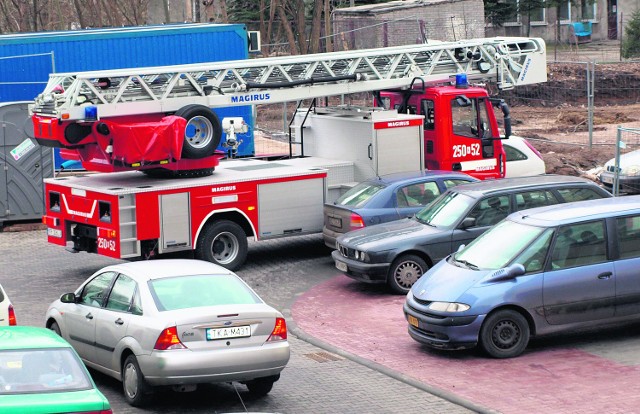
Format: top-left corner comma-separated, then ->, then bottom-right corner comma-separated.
460,217 -> 476,229
60,293 -> 78,304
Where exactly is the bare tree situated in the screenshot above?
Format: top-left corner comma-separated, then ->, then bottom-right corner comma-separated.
72,0 -> 87,28
324,0 -> 332,52
308,0 -> 323,53
276,1 -> 299,54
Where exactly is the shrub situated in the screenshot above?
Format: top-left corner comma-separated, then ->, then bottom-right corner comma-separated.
622,10 -> 640,58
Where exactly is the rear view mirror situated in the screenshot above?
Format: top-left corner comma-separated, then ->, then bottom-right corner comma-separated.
489,263 -> 526,281
460,217 -> 476,229
60,293 -> 77,303
455,95 -> 471,107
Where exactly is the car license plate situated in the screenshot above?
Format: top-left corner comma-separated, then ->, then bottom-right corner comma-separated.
335,260 -> 348,272
329,217 -> 342,228
47,228 -> 62,238
407,314 -> 419,328
206,326 -> 251,341
600,174 -> 613,184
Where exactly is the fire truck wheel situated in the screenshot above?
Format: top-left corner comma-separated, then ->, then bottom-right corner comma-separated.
196,220 -> 248,271
175,104 -> 222,159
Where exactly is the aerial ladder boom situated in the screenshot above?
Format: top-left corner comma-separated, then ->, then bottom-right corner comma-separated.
31,37 -> 546,121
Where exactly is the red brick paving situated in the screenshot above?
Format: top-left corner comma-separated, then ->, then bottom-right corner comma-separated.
292,275 -> 640,414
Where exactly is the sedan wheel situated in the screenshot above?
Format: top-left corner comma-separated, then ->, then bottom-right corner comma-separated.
479,309 -> 530,358
122,355 -> 150,407
387,254 -> 428,294
246,374 -> 279,397
49,321 -> 61,336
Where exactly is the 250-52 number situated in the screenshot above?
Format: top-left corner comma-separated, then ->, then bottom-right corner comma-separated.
98,237 -> 116,252
452,143 -> 480,158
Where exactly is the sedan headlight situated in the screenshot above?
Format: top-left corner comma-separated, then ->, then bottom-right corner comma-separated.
427,302 -> 470,312
354,250 -> 370,262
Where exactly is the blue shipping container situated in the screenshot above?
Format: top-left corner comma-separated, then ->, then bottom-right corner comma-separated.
0,23 -> 255,160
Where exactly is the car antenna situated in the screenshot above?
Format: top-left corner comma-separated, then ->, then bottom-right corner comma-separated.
231,382 -> 249,412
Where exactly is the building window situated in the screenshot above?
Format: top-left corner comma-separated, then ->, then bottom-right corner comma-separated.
558,0 -> 571,21
505,0 -> 520,24
581,0 -> 596,20
530,1 -> 546,23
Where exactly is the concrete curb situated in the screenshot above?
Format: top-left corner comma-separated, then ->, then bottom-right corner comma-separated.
289,322 -> 498,414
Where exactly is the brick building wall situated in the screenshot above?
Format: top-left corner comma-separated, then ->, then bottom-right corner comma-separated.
332,0 -> 485,50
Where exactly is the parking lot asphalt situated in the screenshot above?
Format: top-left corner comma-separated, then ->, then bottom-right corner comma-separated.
0,229 -> 475,414
4,228 -> 640,413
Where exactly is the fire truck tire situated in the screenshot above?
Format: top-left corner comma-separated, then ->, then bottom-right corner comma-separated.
175,105 -> 222,159
142,167 -> 215,179
196,220 -> 248,271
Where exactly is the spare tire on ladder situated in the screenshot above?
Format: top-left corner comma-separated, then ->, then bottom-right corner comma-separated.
175,104 -> 222,159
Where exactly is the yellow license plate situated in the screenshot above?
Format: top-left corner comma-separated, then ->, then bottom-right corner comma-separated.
407,314 -> 419,328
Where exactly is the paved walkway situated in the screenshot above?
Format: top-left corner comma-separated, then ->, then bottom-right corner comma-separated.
292,272 -> 640,414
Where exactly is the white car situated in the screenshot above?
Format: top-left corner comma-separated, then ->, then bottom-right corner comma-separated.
45,259 -> 290,407
503,136 -> 546,178
599,148 -> 640,194
0,283 -> 16,326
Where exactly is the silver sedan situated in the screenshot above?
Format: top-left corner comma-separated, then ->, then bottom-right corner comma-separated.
45,259 -> 290,407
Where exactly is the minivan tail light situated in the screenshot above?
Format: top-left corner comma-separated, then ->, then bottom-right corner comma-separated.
350,213 -> 365,229
267,317 -> 287,342
8,304 -> 16,326
154,326 -> 186,350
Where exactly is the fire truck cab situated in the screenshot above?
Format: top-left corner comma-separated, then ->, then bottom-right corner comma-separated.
379,77 -> 509,180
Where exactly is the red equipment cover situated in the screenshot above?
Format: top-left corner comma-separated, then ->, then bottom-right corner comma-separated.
103,115 -> 186,165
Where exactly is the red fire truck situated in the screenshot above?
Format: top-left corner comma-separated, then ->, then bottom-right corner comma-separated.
36,36 -> 547,270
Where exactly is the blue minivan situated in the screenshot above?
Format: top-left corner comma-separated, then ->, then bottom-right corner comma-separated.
404,196 -> 640,358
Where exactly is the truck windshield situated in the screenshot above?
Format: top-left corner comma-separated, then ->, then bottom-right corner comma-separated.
335,182 -> 385,208
453,220 -> 547,270
415,192 -> 475,227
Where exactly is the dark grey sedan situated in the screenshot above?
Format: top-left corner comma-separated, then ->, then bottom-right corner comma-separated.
333,175 -> 612,294
323,170 -> 477,249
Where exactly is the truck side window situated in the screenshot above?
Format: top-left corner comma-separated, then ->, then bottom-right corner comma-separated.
451,99 -> 477,138
452,98 -> 492,139
421,99 -> 435,130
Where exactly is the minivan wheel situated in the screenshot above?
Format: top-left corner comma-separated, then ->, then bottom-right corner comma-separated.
479,309 -> 530,358
387,254 -> 428,294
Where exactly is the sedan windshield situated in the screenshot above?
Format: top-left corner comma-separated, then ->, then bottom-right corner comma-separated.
415,191 -> 475,227
454,220 -> 547,269
335,182 -> 385,208
149,274 -> 262,311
